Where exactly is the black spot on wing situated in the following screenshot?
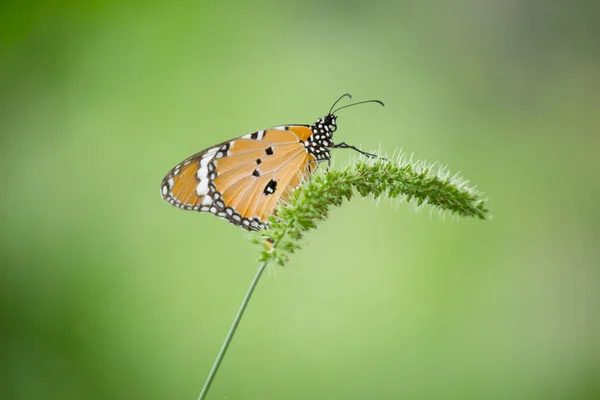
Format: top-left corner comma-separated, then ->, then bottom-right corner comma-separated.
263,179 -> 277,195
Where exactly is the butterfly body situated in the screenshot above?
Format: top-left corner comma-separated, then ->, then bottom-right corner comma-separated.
160,95 -> 382,231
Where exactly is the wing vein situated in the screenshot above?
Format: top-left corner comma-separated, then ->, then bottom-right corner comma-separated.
233,148 -> 306,219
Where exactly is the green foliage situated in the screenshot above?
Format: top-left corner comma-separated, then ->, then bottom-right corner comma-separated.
253,154 -> 490,265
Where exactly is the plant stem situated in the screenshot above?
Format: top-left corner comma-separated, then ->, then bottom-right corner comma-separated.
198,260 -> 269,400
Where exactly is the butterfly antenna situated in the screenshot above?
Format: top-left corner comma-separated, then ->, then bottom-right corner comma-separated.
332,99 -> 384,115
329,93 -> 352,115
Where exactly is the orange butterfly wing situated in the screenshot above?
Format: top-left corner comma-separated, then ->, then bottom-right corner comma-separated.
161,126 -> 317,230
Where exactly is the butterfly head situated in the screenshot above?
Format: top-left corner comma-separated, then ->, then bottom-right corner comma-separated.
305,95 -> 384,160
323,113 -> 338,133
324,93 -> 384,132
311,114 -> 337,137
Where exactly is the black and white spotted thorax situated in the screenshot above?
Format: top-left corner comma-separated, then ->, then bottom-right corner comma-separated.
305,114 -> 337,160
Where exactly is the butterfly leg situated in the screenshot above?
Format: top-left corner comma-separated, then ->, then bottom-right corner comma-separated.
334,142 -> 379,159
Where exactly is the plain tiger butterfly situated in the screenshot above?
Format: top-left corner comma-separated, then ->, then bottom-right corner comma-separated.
160,93 -> 384,231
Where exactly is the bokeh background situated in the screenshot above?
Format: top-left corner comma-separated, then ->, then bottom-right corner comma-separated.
2,1 -> 599,399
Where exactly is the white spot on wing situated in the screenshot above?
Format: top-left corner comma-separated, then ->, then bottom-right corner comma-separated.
196,180 -> 210,196
161,185 -> 167,196
203,147 -> 218,160
196,149 -> 219,196
202,195 -> 213,206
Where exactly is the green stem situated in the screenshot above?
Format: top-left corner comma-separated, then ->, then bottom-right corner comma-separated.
198,260 -> 269,400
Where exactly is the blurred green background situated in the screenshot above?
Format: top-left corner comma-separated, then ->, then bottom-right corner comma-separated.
1,1 -> 599,399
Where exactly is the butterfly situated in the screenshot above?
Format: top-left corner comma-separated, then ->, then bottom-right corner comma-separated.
160,93 -> 384,231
